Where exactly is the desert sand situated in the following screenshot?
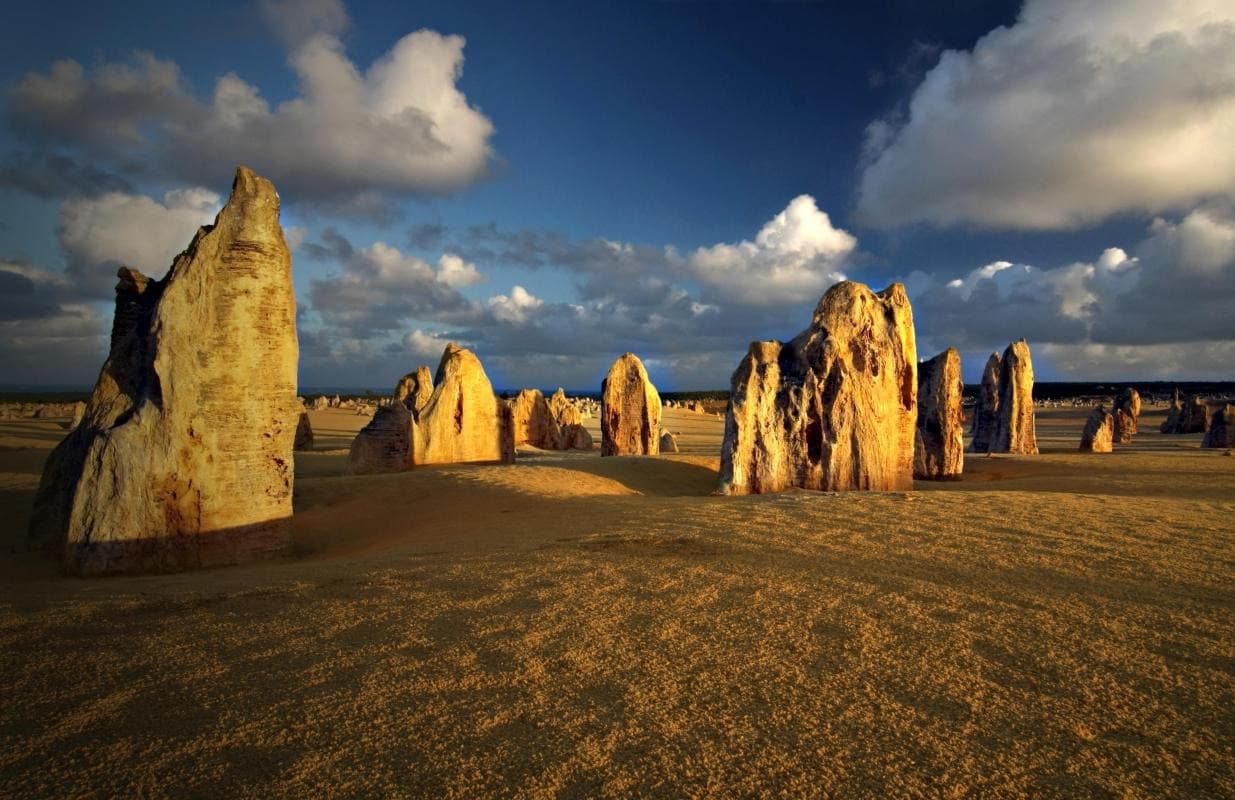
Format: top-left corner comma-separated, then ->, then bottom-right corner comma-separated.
2,405 -> 1233,797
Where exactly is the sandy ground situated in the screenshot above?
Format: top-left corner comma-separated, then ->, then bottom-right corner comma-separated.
1,405 -> 1233,798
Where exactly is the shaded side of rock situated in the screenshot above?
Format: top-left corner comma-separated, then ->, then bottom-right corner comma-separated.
1201,404 -> 1235,448
294,408 -> 314,451
969,352 -> 1001,453
659,430 -> 679,454
600,353 -> 662,456
913,347 -> 964,480
719,281 -> 917,494
562,423 -> 594,451
348,403 -> 411,473
394,366 -> 434,414
29,166 -> 298,576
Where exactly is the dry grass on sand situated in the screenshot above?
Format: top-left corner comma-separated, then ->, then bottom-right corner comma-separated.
1,406 -> 1233,798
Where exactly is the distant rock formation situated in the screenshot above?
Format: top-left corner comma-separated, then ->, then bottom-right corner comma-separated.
719,281 -> 917,495
1201,404 -> 1235,449
659,430 -> 679,454
914,347 -> 964,480
512,389 -> 564,450
29,167 -> 298,575
1079,406 -> 1114,453
601,353 -> 662,456
969,352 -> 1001,453
294,407 -> 314,451
1160,390 -> 1210,434
989,340 -> 1038,454
312,396 -> 329,411
394,366 -> 433,414
1112,387 -> 1140,443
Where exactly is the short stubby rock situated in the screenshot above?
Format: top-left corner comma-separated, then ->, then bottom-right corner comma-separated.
1079,406 -> 1114,453
29,167 -> 299,576
601,353 -> 662,456
513,389 -> 564,450
562,423 -> 594,451
719,281 -> 918,495
294,409 -> 314,451
1201,404 -> 1235,449
348,403 -> 412,473
659,430 -> 680,454
913,347 -> 964,480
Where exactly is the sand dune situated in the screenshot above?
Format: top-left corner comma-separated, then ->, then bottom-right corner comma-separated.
1,407 -> 1233,797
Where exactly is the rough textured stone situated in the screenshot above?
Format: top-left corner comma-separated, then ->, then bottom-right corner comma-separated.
312,396 -> 329,411
1201,404 -> 1235,448
1112,408 -> 1135,444
348,403 -> 411,473
549,388 -> 583,427
412,344 -> 510,465
68,401 -> 86,431
562,423 -> 593,451
1161,391 -> 1211,434
512,389 -> 564,450
969,352 -> 1001,453
913,347 -> 964,480
1079,406 -> 1114,453
498,399 -> 516,463
29,166 -> 298,575
394,366 -> 433,414
719,281 -> 917,495
294,409 -> 314,451
601,353 -> 662,457
659,430 -> 679,453
989,340 -> 1038,454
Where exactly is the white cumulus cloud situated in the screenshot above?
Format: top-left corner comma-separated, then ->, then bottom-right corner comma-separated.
487,285 -> 544,324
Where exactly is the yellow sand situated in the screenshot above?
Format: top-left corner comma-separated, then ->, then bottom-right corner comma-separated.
1,406 -> 1233,798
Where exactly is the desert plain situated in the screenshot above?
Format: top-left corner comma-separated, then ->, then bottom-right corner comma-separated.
1,402 -> 1233,798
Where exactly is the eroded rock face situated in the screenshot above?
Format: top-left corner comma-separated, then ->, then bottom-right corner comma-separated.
1079,406 -> 1114,453
1201,404 -> 1235,448
412,344 -> 510,465
348,403 -> 411,473
914,347 -> 964,480
719,281 -> 917,495
969,352 -> 1001,453
29,167 -> 298,575
989,340 -> 1038,454
1161,392 -> 1211,434
394,367 -> 433,414
659,430 -> 679,454
601,353 -> 662,456
294,409 -> 314,451
1112,387 -> 1140,442
512,389 -> 564,450
562,423 -> 593,451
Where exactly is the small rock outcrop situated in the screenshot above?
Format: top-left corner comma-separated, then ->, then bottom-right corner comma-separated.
348,403 -> 411,473
989,340 -> 1038,454
312,395 -> 329,411
1112,387 -> 1140,443
512,389 -> 564,450
1079,406 -> 1114,453
659,430 -> 679,454
394,367 -> 433,414
1201,404 -> 1235,448
601,353 -> 662,456
719,281 -> 917,495
913,347 -> 963,480
29,167 -> 298,575
562,423 -> 593,451
969,352 -> 1001,453
294,408 -> 314,451
1161,391 -> 1210,434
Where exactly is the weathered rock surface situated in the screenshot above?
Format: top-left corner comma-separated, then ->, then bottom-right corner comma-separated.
498,400 -> 516,463
68,401 -> 86,430
1201,404 -> 1235,448
394,366 -> 433,414
29,166 -> 298,575
549,388 -> 583,427
1112,387 -> 1140,442
601,353 -> 662,456
719,281 -> 917,495
1079,406 -> 1114,453
913,347 -> 963,480
513,389 -> 564,450
1161,391 -> 1211,434
348,403 -> 411,473
989,340 -> 1038,454
1112,408 -> 1135,444
312,396 -> 329,411
412,344 -> 510,465
969,352 -> 1001,453
659,430 -> 679,454
294,409 -> 314,451
562,423 -> 593,451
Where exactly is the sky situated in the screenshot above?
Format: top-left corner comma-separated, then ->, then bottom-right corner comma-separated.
1,0 -> 1233,392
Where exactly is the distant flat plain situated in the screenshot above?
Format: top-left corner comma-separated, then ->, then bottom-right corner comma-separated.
1,405 -> 1232,798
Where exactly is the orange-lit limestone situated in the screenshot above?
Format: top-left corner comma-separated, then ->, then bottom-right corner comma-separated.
548,387 -> 582,426
720,281 -> 917,495
1113,387 -> 1141,442
394,366 -> 433,414
1079,406 -> 1114,453
600,353 -> 662,456
512,388 -> 564,449
990,339 -> 1038,454
968,351 -> 1001,453
913,347 -> 964,480
28,166 -> 298,576
411,344 -> 511,465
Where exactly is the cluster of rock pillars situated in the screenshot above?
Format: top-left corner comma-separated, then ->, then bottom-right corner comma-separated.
28,168 -> 1235,576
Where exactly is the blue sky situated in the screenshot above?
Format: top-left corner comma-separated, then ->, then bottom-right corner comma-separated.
1,0 -> 1233,391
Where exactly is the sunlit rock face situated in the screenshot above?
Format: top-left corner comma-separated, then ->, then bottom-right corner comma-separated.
1201,404 -> 1235,449
512,388 -> 564,450
989,339 -> 1038,455
1113,387 -> 1141,442
719,281 -> 918,495
600,353 -> 662,457
411,344 -> 510,466
969,352 -> 1001,454
394,366 -> 434,415
29,167 -> 298,576
1079,406 -> 1114,453
914,347 -> 964,480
